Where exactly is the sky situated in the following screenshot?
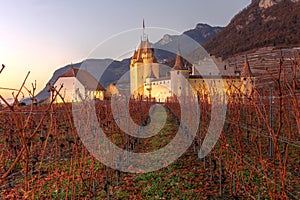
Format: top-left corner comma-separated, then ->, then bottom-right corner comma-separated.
0,0 -> 251,99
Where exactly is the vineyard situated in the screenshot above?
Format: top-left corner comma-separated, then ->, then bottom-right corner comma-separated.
0,57 -> 299,199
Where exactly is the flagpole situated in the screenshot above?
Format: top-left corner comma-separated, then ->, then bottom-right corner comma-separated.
143,19 -> 145,40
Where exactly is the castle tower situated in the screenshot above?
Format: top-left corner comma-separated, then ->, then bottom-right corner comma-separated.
240,56 -> 255,97
170,49 -> 190,97
130,21 -> 159,98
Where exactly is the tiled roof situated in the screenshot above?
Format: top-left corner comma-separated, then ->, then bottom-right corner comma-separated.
58,68 -> 105,91
173,50 -> 188,70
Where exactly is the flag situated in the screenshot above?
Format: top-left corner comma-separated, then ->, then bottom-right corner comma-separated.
143,19 -> 145,29
0,64 -> 5,74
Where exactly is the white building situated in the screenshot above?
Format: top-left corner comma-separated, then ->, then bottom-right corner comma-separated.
53,68 -> 105,103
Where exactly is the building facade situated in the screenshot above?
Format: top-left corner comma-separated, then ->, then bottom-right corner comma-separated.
53,68 -> 105,103
129,35 -> 254,102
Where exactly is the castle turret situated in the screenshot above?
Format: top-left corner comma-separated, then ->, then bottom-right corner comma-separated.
130,21 -> 159,98
171,48 -> 190,97
173,49 -> 187,71
240,56 -> 255,97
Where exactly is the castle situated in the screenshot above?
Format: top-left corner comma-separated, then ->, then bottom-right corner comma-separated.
129,32 -> 255,102
47,28 -> 254,104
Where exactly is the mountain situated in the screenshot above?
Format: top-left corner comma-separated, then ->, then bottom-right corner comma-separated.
153,23 -> 223,61
26,23 -> 222,104
204,0 -> 300,59
183,23 -> 223,45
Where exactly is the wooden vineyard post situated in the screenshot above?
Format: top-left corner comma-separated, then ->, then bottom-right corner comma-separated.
125,96 -> 129,165
197,93 -> 201,154
219,158 -> 222,198
233,172 -> 236,196
269,86 -> 274,158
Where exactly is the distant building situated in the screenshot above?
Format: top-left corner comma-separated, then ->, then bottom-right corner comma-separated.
105,83 -> 119,99
52,68 -> 105,103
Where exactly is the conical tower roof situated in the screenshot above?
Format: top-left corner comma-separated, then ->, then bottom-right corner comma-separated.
146,68 -> 156,79
173,49 -> 187,70
143,37 -> 151,49
132,50 -> 138,59
241,56 -> 254,77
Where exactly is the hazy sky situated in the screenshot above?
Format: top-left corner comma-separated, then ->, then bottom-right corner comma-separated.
0,0 -> 251,99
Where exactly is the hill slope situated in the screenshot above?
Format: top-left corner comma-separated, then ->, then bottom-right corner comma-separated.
204,0 -> 300,58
